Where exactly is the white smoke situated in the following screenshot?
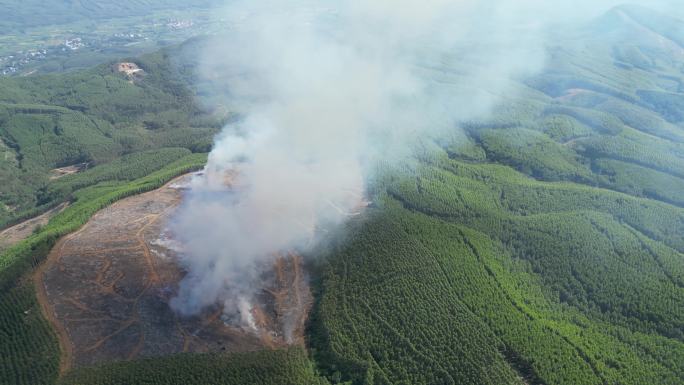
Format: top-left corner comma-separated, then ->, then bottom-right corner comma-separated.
169,0 -> 679,322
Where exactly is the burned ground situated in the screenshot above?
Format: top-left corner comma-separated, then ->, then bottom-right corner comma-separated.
35,174 -> 311,371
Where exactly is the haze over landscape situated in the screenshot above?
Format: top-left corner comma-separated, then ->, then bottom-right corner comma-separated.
1,1 -> 684,385
170,0 -> 547,325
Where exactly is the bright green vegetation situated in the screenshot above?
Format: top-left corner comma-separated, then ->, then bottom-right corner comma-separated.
0,29 -> 228,385
0,153 -> 206,385
310,156 -> 684,385
476,127 -> 594,182
0,153 -> 207,289
593,158 -> 684,207
0,283 -> 59,385
58,348 -> 329,385
0,32 -> 223,384
308,5 -> 684,385
0,34 -> 330,385
0,48 -> 222,226
0,147 -> 194,230
2,3 -> 684,385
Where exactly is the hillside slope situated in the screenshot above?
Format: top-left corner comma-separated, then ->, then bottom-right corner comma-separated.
1,4 -> 683,385
309,5 -> 684,385
0,48 -> 222,226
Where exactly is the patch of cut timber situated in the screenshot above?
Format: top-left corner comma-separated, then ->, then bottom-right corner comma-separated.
50,163 -> 88,180
35,174 -> 312,373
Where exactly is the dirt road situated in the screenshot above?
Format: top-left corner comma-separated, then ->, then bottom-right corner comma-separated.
0,203 -> 68,253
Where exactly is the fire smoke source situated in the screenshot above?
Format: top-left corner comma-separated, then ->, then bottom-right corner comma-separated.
169,0 -> 678,326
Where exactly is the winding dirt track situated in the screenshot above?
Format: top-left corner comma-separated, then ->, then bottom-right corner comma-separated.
0,203 -> 68,253
33,174 -> 312,372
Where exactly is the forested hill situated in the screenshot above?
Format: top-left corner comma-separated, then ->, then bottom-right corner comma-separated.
307,5 -> 684,385
0,46 -> 224,227
0,3 -> 683,385
469,3 -> 684,203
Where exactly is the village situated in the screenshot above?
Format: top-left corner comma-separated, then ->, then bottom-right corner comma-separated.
0,17 -> 205,76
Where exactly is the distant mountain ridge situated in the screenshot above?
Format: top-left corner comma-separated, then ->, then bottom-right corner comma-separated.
584,4 -> 684,64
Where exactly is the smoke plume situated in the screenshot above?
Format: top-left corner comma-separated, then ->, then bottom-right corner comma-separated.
168,0 -> 678,325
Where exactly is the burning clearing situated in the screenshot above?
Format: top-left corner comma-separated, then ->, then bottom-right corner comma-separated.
34,174 -> 312,372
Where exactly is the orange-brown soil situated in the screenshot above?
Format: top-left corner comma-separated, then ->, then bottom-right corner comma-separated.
117,62 -> 142,74
34,174 -> 312,372
116,62 -> 145,82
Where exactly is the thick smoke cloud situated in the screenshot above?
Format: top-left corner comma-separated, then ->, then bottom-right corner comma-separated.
169,0 -> 678,323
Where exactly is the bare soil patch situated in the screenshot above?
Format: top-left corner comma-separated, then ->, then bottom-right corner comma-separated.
50,163 -> 88,180
35,174 -> 312,372
0,203 -> 69,253
116,62 -> 145,82
556,88 -> 590,102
